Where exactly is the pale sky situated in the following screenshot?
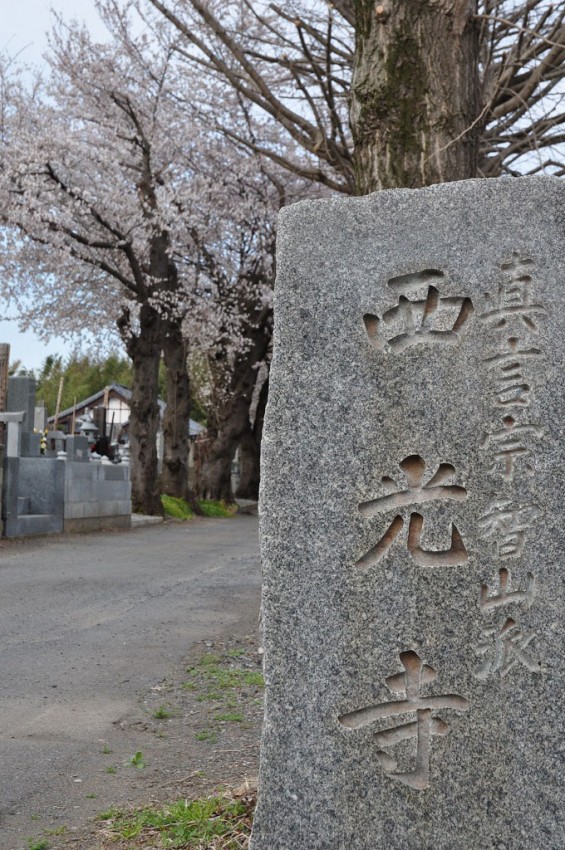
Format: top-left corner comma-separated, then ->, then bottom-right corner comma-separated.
3,0 -> 108,68
1,1 -> 118,371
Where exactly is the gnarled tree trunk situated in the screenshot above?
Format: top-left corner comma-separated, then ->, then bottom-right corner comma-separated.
149,231 -> 195,504
351,0 -> 481,193
235,374 -> 268,501
160,317 -> 191,499
198,391 -> 253,502
199,313 -> 272,502
118,303 -> 162,515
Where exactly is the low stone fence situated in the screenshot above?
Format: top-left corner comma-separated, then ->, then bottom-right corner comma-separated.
3,455 -> 65,537
64,457 -> 131,533
1,379 -> 132,539
2,449 -> 131,539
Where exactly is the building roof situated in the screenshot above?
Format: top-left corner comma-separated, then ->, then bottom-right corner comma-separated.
48,383 -> 205,436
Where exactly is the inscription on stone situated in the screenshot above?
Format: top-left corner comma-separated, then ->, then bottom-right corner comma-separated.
356,455 -> 468,569
339,650 -> 469,790
252,178 -> 563,850
364,269 -> 474,352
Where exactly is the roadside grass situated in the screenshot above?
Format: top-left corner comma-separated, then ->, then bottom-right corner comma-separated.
185,654 -> 264,692
86,639 -> 262,850
160,496 -> 237,521
195,729 -> 217,743
183,652 -> 264,738
178,645 -> 265,752
198,500 -> 238,518
97,790 -> 255,849
129,751 -> 146,770
153,704 -> 173,720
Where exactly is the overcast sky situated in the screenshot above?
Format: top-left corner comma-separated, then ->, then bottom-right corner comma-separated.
1,1 -> 117,371
3,0 -> 107,68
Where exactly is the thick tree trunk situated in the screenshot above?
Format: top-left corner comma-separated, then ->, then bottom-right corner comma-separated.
199,315 -> 272,502
235,375 -> 268,501
351,0 -> 481,193
118,303 -> 162,515
160,318 -> 190,499
198,392 -> 251,502
148,231 -> 195,504
235,424 -> 259,501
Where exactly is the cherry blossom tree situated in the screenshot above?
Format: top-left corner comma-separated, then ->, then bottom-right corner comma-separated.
182,154 -> 300,501
0,2 -> 203,513
0,0 -> 306,508
187,208 -> 274,501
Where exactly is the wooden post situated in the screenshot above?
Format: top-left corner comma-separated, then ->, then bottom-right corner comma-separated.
0,343 -> 10,448
71,396 -> 77,435
0,344 -> 10,413
53,377 -> 64,431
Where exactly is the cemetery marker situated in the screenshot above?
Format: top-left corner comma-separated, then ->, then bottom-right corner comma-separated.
251,177 -> 564,850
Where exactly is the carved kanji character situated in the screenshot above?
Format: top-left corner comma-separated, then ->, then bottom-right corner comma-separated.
473,618 -> 541,679
479,499 -> 542,558
479,567 -> 536,610
484,336 -> 544,409
481,415 -> 543,480
479,253 -> 545,331
364,269 -> 474,353
356,454 -> 468,570
339,651 -> 469,790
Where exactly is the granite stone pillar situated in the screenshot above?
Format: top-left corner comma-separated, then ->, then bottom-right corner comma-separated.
252,177 -> 564,850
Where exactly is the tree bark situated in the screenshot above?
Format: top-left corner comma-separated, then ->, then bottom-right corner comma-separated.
118,303 -> 162,515
198,391 -> 252,502
351,0 -> 481,193
235,374 -> 268,501
199,314 -> 271,502
160,317 -> 190,499
148,230 -> 195,504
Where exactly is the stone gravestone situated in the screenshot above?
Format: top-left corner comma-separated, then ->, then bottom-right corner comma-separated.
7,376 -> 41,456
251,177 -> 564,850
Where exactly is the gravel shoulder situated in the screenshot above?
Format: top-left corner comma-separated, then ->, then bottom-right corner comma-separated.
59,632 -> 263,850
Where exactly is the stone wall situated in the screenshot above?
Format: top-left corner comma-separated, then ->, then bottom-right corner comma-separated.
63,459 -> 131,533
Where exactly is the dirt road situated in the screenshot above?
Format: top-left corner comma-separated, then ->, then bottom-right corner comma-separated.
0,516 -> 261,849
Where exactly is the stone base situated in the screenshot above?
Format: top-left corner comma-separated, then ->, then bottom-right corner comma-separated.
63,514 -> 132,534
4,513 -> 64,538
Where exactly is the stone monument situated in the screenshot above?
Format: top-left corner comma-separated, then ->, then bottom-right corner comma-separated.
251,177 -> 564,850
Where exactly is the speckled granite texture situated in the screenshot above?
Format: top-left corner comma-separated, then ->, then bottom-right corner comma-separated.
251,177 -> 565,850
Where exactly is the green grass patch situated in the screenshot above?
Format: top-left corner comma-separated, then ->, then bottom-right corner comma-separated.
44,826 -> 67,837
185,656 -> 264,691
161,494 -> 194,520
153,705 -> 173,720
98,795 -> 252,848
195,729 -> 217,743
214,711 -> 244,723
182,645 -> 263,745
129,751 -> 146,769
198,500 -> 237,518
197,691 -> 223,702
160,496 -> 237,521
28,841 -> 49,850
97,808 -> 121,821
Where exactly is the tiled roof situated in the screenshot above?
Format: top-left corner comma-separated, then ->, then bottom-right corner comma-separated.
48,383 -> 205,435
